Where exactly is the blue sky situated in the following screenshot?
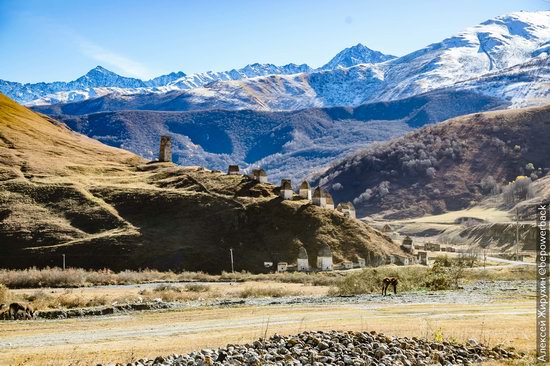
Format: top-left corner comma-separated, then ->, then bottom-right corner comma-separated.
1,0 -> 548,83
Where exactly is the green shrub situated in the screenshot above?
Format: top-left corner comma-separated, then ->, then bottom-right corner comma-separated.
329,266 -> 430,296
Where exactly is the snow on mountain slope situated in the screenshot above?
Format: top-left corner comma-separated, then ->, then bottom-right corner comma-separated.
169,63 -> 313,89
11,11 -> 550,110
0,63 -> 313,106
173,10 -> 550,110
450,54 -> 550,108
377,10 -> 550,101
0,45 -> 390,106
1,66 -> 150,104
320,43 -> 396,70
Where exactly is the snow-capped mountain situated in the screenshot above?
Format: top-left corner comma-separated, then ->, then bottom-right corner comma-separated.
4,10 -> 550,110
169,63 -> 313,89
0,66 -> 184,105
0,45 -> 391,106
320,43 -> 396,70
31,10 -> 550,113
449,54 -> 549,108
0,63 -> 314,105
174,10 -> 549,110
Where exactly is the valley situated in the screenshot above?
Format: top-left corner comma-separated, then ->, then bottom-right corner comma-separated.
1,6 -> 549,366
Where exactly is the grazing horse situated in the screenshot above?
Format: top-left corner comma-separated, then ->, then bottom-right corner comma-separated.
8,302 -> 34,320
382,277 -> 398,296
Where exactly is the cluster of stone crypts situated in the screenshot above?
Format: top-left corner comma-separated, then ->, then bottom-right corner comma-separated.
108,330 -> 520,366
225,164 -> 368,272
157,138 -> 355,218
231,165 -> 356,218
281,243 -> 365,272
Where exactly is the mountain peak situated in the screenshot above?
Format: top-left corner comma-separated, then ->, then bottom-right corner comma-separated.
75,66 -> 146,89
86,65 -> 118,76
320,44 -> 396,70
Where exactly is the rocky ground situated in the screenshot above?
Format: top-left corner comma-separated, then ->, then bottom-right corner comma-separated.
100,330 -> 520,366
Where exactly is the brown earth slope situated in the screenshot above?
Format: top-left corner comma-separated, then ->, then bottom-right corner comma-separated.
315,105 -> 550,219
0,94 -> 405,271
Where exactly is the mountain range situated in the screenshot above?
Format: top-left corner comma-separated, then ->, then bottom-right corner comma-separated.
21,11 -> 549,185
10,11 -> 549,111
54,89 -> 506,183
0,43 -> 390,106
4,11 -> 550,203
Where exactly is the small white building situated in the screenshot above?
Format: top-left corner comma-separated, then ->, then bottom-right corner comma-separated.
417,251 -> 428,265
280,179 -> 293,200
356,257 -> 366,268
336,202 -> 356,219
251,168 -> 268,183
312,187 -> 327,207
401,236 -> 415,254
159,135 -> 172,162
227,165 -> 240,175
299,181 -> 312,200
317,244 -> 333,271
277,262 -> 288,272
325,193 -> 335,210
342,260 -> 353,269
381,224 -> 393,233
297,246 -> 309,272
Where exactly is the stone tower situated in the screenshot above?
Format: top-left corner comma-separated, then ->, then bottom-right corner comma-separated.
316,244 -> 333,271
297,246 -> 309,272
159,135 -> 172,162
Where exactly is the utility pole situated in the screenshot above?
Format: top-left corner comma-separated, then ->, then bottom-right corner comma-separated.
230,248 -> 235,273
62,254 -> 66,271
516,207 -> 520,261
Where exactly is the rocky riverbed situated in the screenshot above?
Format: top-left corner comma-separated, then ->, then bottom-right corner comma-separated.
100,330 -> 520,366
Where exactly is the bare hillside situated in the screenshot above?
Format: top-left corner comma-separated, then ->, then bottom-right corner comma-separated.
0,94 -> 405,271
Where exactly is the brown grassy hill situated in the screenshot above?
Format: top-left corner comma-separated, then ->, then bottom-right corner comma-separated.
315,105 -> 550,219
0,94 -> 406,271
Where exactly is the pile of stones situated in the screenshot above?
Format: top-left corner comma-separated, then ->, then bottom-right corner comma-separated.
103,330 -> 520,366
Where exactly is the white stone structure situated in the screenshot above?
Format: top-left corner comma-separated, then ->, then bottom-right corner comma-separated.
277,262 -> 288,272
417,251 -> 428,265
325,193 -> 335,210
297,246 -> 309,272
381,224 -> 393,233
299,181 -> 311,200
336,202 -> 356,218
227,165 -> 240,175
401,236 -> 415,254
159,135 -> 172,162
343,261 -> 353,269
252,169 -> 268,183
280,179 -> 293,200
356,257 -> 366,268
312,187 -> 327,207
316,244 -> 333,271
